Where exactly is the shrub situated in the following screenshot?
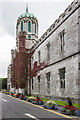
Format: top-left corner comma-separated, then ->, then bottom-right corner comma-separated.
13,94 -> 16,97
27,96 -> 36,102
15,94 -> 20,98
32,99 -> 43,105
23,97 -> 27,100
61,105 -> 80,116
6,92 -> 10,95
11,93 -> 14,96
43,100 -> 58,110
20,95 -> 25,100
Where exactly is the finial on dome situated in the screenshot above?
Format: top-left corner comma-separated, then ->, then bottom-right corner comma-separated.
26,3 -> 28,13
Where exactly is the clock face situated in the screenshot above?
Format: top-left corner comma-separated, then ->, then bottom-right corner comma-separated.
28,35 -> 31,39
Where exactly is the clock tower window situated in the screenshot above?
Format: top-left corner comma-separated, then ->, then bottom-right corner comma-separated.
28,21 -> 31,32
21,21 -> 23,32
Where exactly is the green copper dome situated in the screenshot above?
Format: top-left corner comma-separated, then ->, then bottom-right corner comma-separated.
19,6 -> 36,19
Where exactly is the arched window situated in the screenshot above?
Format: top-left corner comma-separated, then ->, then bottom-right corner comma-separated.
21,21 -> 23,32
28,21 -> 31,32
35,23 -> 36,33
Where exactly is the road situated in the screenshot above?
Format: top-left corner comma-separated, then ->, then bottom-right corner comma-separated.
0,93 -> 2,120
1,93 -> 77,120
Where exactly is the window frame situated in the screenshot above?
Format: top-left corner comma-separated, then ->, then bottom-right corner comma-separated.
21,21 -> 23,32
46,72 -> 50,94
59,29 -> 65,53
28,21 -> 31,32
46,42 -> 50,61
38,75 -> 40,93
38,50 -> 41,65
32,78 -> 34,90
59,67 -> 65,89
31,57 -> 34,69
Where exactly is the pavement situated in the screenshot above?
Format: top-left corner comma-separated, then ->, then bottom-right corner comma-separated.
1,93 -> 80,120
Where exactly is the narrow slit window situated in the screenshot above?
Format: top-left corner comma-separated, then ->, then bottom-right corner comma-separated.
21,21 -> 23,32
28,21 -> 31,32
35,23 -> 36,33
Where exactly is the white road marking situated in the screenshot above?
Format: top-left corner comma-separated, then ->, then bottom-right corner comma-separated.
72,116 -> 79,119
25,113 -> 39,120
3,99 -> 7,102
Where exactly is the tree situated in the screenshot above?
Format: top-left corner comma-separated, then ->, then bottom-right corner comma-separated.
2,78 -> 7,89
0,78 -> 2,90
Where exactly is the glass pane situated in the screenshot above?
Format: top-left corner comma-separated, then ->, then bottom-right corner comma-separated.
28,35 -> 31,39
28,21 -> 31,32
21,21 -> 23,32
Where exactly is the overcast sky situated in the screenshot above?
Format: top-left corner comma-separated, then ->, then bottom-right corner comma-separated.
0,0 -> 74,78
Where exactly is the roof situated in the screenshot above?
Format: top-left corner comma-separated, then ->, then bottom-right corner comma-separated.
19,6 -> 36,19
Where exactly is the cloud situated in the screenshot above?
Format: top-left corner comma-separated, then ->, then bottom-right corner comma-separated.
0,26 -> 15,78
0,0 -> 74,78
0,0 -> 73,3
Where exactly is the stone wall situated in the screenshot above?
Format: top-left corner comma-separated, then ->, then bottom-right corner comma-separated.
32,1 -> 79,100
33,55 -> 78,98
7,64 -> 11,91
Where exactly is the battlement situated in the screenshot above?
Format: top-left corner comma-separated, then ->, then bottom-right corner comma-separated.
33,0 -> 79,49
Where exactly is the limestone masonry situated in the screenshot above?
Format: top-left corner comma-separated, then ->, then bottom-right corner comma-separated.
7,0 -> 80,102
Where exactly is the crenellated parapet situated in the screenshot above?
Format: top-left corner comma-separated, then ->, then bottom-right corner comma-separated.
33,0 -> 79,50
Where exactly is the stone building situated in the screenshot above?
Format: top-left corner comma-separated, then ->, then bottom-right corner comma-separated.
8,0 -> 80,102
7,64 -> 11,91
9,6 -> 38,95
31,0 -> 80,102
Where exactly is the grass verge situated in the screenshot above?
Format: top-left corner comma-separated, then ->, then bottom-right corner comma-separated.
26,95 -> 80,109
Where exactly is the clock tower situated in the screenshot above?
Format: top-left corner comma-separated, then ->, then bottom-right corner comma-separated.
16,5 -> 38,52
